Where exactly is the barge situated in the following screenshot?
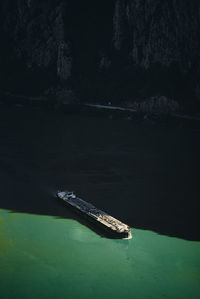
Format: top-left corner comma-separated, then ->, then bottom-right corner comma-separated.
57,191 -> 132,239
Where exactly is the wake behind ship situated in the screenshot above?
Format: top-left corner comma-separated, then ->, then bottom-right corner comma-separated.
57,191 -> 132,239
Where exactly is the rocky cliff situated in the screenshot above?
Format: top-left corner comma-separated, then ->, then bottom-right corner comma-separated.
0,0 -> 200,108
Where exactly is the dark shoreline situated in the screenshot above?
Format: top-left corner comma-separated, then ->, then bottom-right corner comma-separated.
1,91 -> 200,126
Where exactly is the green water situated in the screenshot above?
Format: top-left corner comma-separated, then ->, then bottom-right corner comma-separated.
0,209 -> 200,299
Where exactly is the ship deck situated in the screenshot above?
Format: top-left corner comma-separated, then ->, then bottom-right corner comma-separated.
59,192 -> 130,233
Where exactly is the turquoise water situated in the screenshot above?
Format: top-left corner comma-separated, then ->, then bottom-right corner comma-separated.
0,209 -> 200,299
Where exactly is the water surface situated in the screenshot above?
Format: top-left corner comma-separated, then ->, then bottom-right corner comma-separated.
0,105 -> 200,298
0,209 -> 200,299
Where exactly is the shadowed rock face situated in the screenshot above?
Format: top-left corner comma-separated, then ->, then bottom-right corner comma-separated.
0,0 -> 71,93
115,1 -> 200,68
0,0 -> 200,106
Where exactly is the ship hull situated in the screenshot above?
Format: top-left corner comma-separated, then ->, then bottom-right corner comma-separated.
57,192 -> 132,239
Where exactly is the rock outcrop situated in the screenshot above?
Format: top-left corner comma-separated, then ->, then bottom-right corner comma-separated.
113,0 -> 200,70
0,0 -> 72,93
125,96 -> 180,114
0,0 -> 199,108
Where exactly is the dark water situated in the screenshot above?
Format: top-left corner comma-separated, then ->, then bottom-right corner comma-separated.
0,105 -> 200,240
0,105 -> 200,298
